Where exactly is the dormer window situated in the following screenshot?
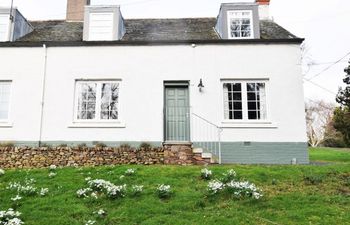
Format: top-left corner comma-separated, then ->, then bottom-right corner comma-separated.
215,3 -> 260,40
83,5 -> 125,41
227,10 -> 253,39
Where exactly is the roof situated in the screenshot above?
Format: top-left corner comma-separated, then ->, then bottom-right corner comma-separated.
17,18 -> 299,43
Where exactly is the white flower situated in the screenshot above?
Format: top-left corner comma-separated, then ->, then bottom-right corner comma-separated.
201,168 -> 212,179
85,177 -> 92,182
226,180 -> 263,199
48,172 -> 56,178
131,185 -> 143,195
90,192 -> 98,199
119,175 -> 125,180
125,168 -> 135,176
95,209 -> 106,216
76,188 -> 92,198
0,168 -> 5,176
0,208 -> 23,225
85,220 -> 96,225
207,180 -> 224,194
105,184 -> 127,199
4,217 -> 24,225
49,165 -> 57,170
224,169 -> 236,178
10,195 -> 22,202
156,184 -> 171,198
39,188 -> 49,196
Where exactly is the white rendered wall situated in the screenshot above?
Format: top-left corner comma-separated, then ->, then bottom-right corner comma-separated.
0,43 -> 307,143
0,48 -> 45,141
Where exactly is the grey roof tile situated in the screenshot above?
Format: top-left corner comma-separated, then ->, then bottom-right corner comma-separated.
18,18 -> 298,42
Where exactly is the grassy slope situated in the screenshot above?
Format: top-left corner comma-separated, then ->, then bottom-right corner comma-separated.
0,148 -> 349,225
309,147 -> 350,162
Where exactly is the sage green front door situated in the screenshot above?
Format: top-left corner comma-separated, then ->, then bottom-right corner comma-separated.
164,86 -> 190,142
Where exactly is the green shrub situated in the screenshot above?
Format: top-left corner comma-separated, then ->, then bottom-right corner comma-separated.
120,143 -> 131,149
92,141 -> 107,148
304,174 -> 324,185
77,143 -> 87,148
0,142 -> 14,147
139,142 -> 152,149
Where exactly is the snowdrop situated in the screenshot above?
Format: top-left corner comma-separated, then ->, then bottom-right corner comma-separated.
201,168 -> 212,180
0,169 -> 5,176
156,184 -> 171,198
0,208 -> 23,225
131,185 -> 143,196
125,168 -> 135,176
48,172 -> 56,178
90,192 -> 98,199
95,209 -> 106,216
76,188 -> 92,198
207,180 -> 224,194
85,220 -> 96,225
7,180 -> 37,196
49,165 -> 57,171
10,195 -> 22,202
105,184 -> 127,199
226,180 -> 263,199
39,188 -> 49,196
221,169 -> 237,183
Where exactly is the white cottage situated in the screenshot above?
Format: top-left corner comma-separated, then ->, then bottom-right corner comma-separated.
0,0 -> 309,164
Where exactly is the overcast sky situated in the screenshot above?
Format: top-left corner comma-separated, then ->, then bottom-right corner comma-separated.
1,0 -> 349,103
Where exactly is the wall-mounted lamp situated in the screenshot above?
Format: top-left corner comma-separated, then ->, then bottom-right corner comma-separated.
198,79 -> 204,92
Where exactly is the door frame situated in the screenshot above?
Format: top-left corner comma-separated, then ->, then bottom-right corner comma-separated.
163,81 -> 191,143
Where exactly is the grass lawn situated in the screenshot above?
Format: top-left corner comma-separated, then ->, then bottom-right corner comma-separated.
0,148 -> 349,225
309,147 -> 350,163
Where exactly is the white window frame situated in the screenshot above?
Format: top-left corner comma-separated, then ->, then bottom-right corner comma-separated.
221,79 -> 273,126
227,10 -> 254,39
73,80 -> 121,123
0,80 -> 12,126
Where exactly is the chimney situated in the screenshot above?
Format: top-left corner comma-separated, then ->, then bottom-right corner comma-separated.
67,0 -> 90,22
256,0 -> 271,20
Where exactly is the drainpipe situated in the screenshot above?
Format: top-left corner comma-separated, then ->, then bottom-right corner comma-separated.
38,44 -> 48,147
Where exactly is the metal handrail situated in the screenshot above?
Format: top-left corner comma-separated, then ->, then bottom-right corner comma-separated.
191,112 -> 222,164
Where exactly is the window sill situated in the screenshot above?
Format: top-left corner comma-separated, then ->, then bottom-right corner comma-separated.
68,121 -> 126,128
221,121 -> 278,128
0,121 -> 13,128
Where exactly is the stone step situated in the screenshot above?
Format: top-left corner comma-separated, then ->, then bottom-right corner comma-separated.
192,148 -> 203,154
201,152 -> 212,159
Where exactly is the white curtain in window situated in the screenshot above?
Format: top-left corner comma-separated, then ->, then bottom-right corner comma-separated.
223,84 -> 229,119
259,84 -> 267,120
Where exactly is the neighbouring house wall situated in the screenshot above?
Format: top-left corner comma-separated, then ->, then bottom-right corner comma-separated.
12,9 -> 33,41
0,43 -> 307,164
0,47 -> 44,142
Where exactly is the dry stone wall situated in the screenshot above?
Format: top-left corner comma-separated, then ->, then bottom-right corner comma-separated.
0,145 -> 209,168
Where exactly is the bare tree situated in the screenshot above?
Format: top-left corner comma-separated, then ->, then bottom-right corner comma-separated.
305,100 -> 335,147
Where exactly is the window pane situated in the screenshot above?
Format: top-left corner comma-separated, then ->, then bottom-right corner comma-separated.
233,102 -> 242,110
100,82 -> 119,120
248,102 -> 257,110
246,82 -> 267,120
224,82 -> 243,120
247,93 -> 256,101
0,82 -> 11,120
228,11 -> 252,39
248,111 -> 257,120
77,83 -> 96,120
234,111 -> 243,120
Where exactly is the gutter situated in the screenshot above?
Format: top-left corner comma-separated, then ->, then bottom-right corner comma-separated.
38,44 -> 48,147
0,38 -> 305,48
